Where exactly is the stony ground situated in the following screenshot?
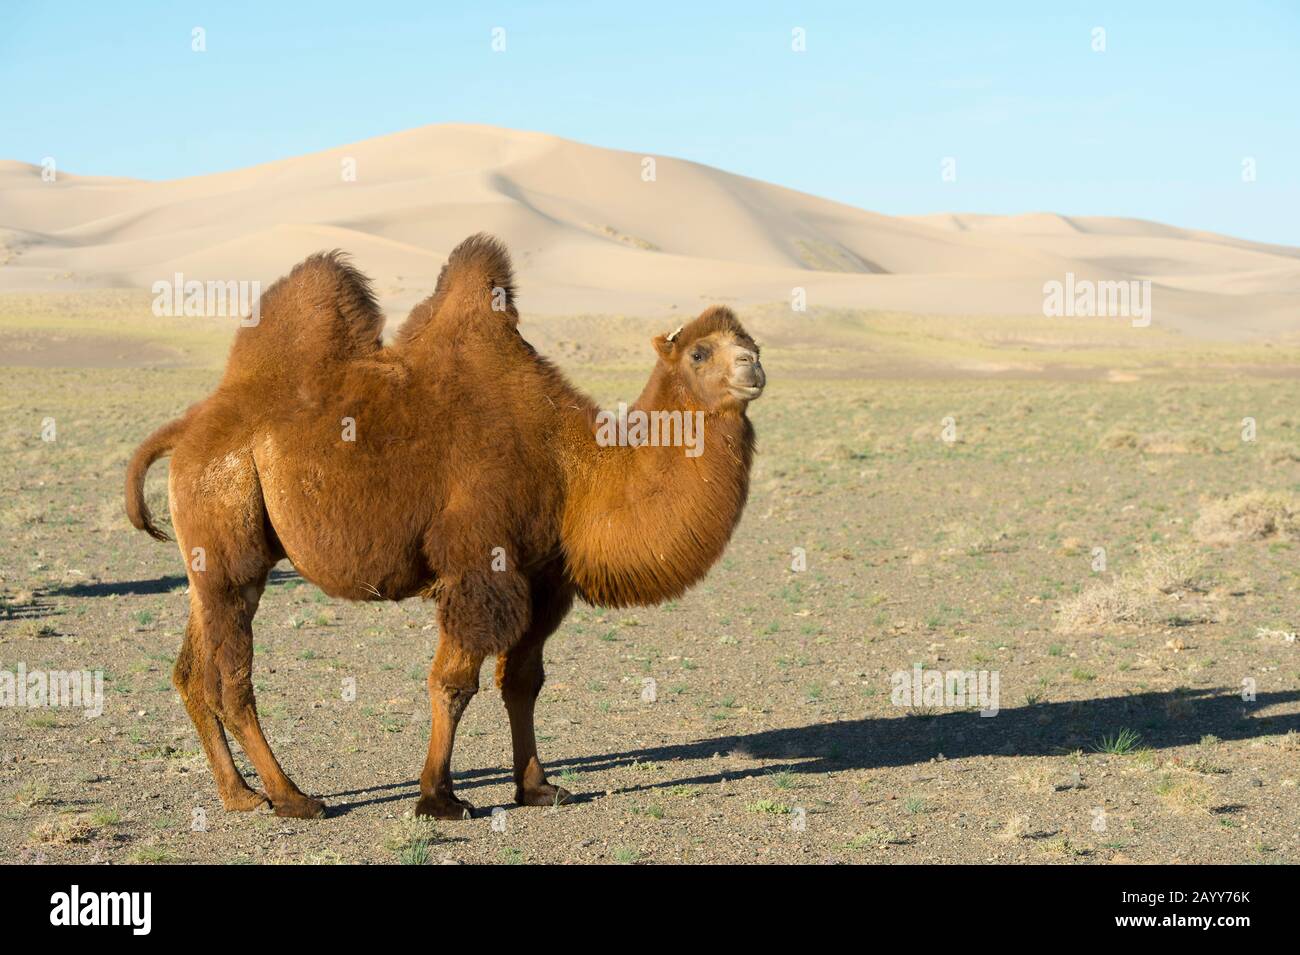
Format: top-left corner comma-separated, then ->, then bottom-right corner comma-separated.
2,304 -> 1299,864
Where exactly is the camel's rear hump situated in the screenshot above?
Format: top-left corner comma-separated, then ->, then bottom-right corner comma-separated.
222,250 -> 384,388
395,234 -> 519,349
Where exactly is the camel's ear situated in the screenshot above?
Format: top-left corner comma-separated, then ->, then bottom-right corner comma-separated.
653,325 -> 684,360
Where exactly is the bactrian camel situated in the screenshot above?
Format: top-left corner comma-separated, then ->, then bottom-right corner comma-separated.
126,235 -> 765,818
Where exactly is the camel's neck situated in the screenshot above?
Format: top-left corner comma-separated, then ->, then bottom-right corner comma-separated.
558,369 -> 755,607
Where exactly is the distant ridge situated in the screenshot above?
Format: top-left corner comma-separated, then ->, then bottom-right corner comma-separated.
2,124 -> 1297,339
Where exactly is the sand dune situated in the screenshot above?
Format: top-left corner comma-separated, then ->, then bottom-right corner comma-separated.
1,124 -> 1296,339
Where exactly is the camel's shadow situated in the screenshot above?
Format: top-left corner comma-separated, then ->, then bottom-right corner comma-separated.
44,567 -> 300,599
325,686 -> 1300,813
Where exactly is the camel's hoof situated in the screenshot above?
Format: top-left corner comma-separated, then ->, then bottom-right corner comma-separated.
516,783 -> 573,808
273,795 -> 328,819
221,788 -> 271,812
414,794 -> 475,820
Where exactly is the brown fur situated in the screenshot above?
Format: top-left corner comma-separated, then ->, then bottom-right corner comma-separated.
124,234 -> 765,819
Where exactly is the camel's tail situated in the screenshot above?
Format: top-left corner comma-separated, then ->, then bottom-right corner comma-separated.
125,413 -> 190,542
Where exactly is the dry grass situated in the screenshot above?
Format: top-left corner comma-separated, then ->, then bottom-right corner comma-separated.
383,817 -> 442,865
1099,430 -> 1217,455
996,813 -> 1030,840
1193,490 -> 1300,544
11,781 -> 52,808
1058,537 -> 1085,557
1099,429 -> 1139,450
1153,773 -> 1214,815
1012,763 -> 1056,795
1136,546 -> 1206,594
1056,544 -> 1206,632
29,813 -> 97,845
1138,432 -> 1217,455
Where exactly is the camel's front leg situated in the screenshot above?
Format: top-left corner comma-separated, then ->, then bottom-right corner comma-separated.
496,637 -> 572,807
494,572 -> 574,807
415,639 -> 484,819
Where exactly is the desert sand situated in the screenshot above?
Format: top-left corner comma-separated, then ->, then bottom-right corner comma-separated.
2,124 -> 1297,339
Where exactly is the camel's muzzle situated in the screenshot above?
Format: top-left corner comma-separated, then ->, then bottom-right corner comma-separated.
729,351 -> 765,400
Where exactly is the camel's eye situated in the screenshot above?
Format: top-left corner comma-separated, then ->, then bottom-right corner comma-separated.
690,348 -> 708,364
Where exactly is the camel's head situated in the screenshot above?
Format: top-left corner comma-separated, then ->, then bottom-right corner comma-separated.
652,307 -> 766,412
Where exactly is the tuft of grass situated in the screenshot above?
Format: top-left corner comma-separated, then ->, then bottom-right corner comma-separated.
384,817 -> 441,865
845,827 -> 904,848
29,813 -> 97,845
1013,764 -> 1055,795
1154,773 -> 1213,815
745,799 -> 791,815
996,814 -> 1029,841
1099,429 -> 1139,450
1042,837 -> 1089,858
12,781 -> 53,808
298,849 -> 344,865
129,843 -> 180,863
88,807 -> 122,827
768,770 -> 801,790
1093,728 -> 1141,755
20,621 -> 60,638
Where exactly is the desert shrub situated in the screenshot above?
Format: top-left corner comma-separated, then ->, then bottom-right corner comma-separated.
1056,544 -> 1206,631
1099,429 -> 1138,450
1193,491 -> 1300,544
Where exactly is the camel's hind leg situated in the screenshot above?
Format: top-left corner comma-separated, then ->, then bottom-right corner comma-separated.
192,573 -> 326,819
170,444 -> 324,819
173,611 -> 268,811
495,569 -> 575,807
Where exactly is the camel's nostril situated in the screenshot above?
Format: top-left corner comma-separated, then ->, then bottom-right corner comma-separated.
729,351 -> 764,398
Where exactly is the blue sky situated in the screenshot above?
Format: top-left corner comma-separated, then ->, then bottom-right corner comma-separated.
2,1 -> 1296,244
